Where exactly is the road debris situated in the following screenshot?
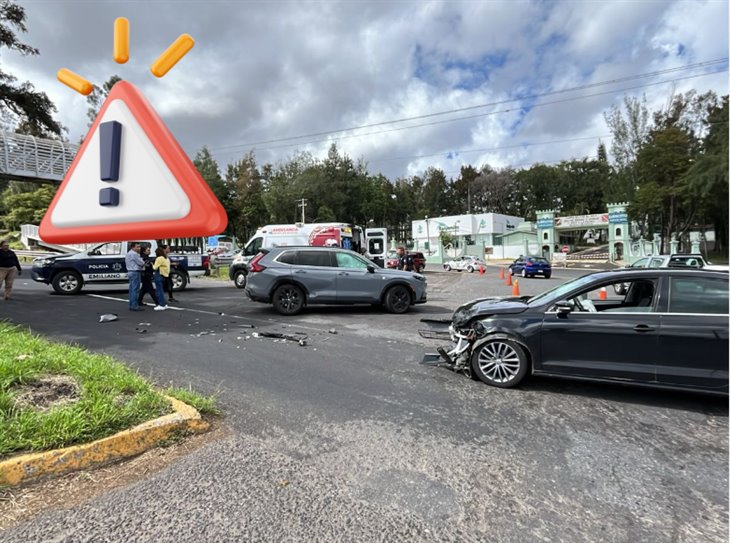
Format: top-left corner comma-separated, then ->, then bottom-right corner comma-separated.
99,314 -> 118,323
328,328 -> 338,334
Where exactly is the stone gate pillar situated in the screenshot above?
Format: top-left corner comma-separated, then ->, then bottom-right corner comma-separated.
607,203 -> 629,262
536,210 -> 556,259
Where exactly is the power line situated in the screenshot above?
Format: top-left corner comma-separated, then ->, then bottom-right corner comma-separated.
210,58 -> 727,153
213,66 -> 727,160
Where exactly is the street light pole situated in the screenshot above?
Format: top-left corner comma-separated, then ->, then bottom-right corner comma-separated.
297,198 -> 308,224
425,215 -> 430,255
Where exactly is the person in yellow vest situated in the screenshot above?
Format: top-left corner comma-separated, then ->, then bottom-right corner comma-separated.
152,247 -> 170,310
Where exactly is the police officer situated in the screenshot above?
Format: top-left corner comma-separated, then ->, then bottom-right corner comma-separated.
397,246 -> 414,272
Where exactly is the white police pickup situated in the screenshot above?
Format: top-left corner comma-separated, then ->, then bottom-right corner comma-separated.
31,240 -> 210,295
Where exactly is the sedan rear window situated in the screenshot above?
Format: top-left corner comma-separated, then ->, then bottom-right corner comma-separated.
669,277 -> 729,314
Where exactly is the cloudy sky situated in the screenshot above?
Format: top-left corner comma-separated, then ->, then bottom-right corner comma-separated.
5,0 -> 728,180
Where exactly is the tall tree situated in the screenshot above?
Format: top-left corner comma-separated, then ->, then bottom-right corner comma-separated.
0,1 -> 62,136
86,74 -> 122,125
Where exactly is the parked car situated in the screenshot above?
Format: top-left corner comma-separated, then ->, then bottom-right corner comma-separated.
422,268 -> 728,394
444,255 -> 486,273
614,253 -> 727,294
508,256 -> 552,279
245,246 -> 428,315
385,250 -> 426,273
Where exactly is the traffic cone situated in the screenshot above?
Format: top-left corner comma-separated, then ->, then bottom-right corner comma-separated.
499,267 -> 505,280
506,273 -> 512,286
479,265 -> 485,275
599,287 -> 607,300
512,279 -> 520,296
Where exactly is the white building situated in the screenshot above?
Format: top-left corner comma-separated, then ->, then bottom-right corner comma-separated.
411,213 -> 525,260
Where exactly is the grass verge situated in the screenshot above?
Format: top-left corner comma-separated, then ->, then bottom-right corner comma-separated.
0,322 -> 175,459
164,386 -> 221,416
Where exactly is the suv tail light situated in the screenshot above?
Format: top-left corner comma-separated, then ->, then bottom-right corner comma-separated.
249,253 -> 267,273
202,255 -> 210,269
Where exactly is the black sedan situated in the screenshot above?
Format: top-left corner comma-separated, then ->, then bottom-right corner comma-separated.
424,268 -> 728,394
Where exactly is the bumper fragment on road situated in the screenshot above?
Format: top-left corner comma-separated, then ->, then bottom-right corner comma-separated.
0,396 -> 208,487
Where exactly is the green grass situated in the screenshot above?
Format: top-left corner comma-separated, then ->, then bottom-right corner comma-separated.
164,386 -> 221,416
0,322 -> 173,458
202,265 -> 230,281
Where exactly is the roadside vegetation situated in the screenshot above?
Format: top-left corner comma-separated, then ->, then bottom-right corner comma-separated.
0,323 -> 217,458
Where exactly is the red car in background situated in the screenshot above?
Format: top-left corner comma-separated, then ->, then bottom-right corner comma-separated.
385,250 -> 426,273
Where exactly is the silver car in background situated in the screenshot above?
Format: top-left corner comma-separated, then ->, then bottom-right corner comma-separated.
245,246 -> 428,315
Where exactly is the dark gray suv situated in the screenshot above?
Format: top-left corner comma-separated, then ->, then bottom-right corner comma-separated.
245,247 -> 428,315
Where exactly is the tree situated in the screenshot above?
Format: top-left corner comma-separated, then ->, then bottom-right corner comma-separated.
0,1 -> 62,136
683,95 -> 729,252
226,152 -> 268,241
86,74 -> 122,125
604,95 -> 651,169
0,183 -> 57,229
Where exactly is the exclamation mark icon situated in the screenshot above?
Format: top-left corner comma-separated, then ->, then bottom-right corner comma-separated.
99,121 -> 122,206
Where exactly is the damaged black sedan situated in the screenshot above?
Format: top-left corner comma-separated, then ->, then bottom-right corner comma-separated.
421,269 -> 728,394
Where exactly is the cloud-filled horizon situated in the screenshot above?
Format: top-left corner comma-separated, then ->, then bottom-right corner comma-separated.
4,0 -> 728,179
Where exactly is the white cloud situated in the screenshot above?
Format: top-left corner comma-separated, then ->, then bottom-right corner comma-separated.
3,0 -> 727,180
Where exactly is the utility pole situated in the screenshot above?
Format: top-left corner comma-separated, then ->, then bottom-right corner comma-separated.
297,198 -> 308,224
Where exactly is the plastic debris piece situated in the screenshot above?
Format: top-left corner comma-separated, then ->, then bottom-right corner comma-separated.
136,328 -> 147,334
99,314 -> 118,323
239,324 -> 256,329
328,328 -> 338,334
298,339 -> 307,347
138,322 -> 151,326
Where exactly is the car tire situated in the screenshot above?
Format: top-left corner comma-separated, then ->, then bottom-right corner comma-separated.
384,285 -> 412,314
544,273 -> 551,279
51,270 -> 83,295
233,270 -> 247,289
170,270 -> 188,291
509,267 -> 515,276
272,284 -> 305,315
471,338 -> 529,388
467,266 -> 474,273
614,283 -> 626,295
444,265 -> 451,271
521,268 -> 527,278
416,265 -> 424,273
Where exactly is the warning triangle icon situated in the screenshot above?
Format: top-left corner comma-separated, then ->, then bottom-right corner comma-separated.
40,80 -> 227,243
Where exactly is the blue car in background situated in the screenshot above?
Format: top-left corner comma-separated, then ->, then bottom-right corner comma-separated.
508,256 -> 552,279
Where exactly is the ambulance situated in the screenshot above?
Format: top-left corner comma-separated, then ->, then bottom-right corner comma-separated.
229,222 -> 368,289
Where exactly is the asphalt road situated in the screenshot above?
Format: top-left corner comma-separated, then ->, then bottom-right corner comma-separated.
1,265 -> 727,542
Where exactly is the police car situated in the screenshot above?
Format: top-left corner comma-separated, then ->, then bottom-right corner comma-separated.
31,240 -> 209,295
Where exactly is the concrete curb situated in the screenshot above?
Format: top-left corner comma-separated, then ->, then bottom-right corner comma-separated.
0,396 -> 209,487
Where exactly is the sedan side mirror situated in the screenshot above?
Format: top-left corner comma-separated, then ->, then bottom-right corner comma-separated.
554,301 -> 572,317
367,264 -> 376,273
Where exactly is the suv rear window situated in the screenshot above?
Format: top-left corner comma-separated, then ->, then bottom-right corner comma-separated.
295,251 -> 334,267
278,251 -> 297,265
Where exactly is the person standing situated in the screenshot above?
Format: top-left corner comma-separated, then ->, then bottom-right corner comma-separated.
0,239 -> 22,300
152,246 -> 170,309
125,242 -> 145,311
162,245 -> 178,302
137,245 -> 160,308
397,246 -> 414,272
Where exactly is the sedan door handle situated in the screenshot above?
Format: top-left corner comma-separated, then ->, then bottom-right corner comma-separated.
633,324 -> 655,333
295,270 -> 307,274
337,272 -> 349,276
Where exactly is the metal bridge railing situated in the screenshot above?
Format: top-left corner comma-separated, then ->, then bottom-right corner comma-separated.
0,131 -> 79,182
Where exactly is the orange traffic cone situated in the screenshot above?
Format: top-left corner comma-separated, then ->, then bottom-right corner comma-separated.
512,279 -> 520,296
599,287 -> 607,300
499,267 -> 505,280
506,273 -> 512,286
479,265 -> 485,275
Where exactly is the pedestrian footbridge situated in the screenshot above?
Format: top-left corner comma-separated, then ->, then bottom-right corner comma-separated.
0,131 -> 78,183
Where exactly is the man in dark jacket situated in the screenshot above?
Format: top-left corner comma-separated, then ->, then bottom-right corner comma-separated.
397,246 -> 415,272
0,239 -> 22,300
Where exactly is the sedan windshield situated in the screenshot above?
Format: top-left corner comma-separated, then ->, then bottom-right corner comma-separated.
527,274 -> 598,306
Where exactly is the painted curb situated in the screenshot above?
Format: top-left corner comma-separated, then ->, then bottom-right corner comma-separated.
0,396 -> 209,487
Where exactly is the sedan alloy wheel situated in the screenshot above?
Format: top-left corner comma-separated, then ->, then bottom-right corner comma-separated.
472,339 -> 529,388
